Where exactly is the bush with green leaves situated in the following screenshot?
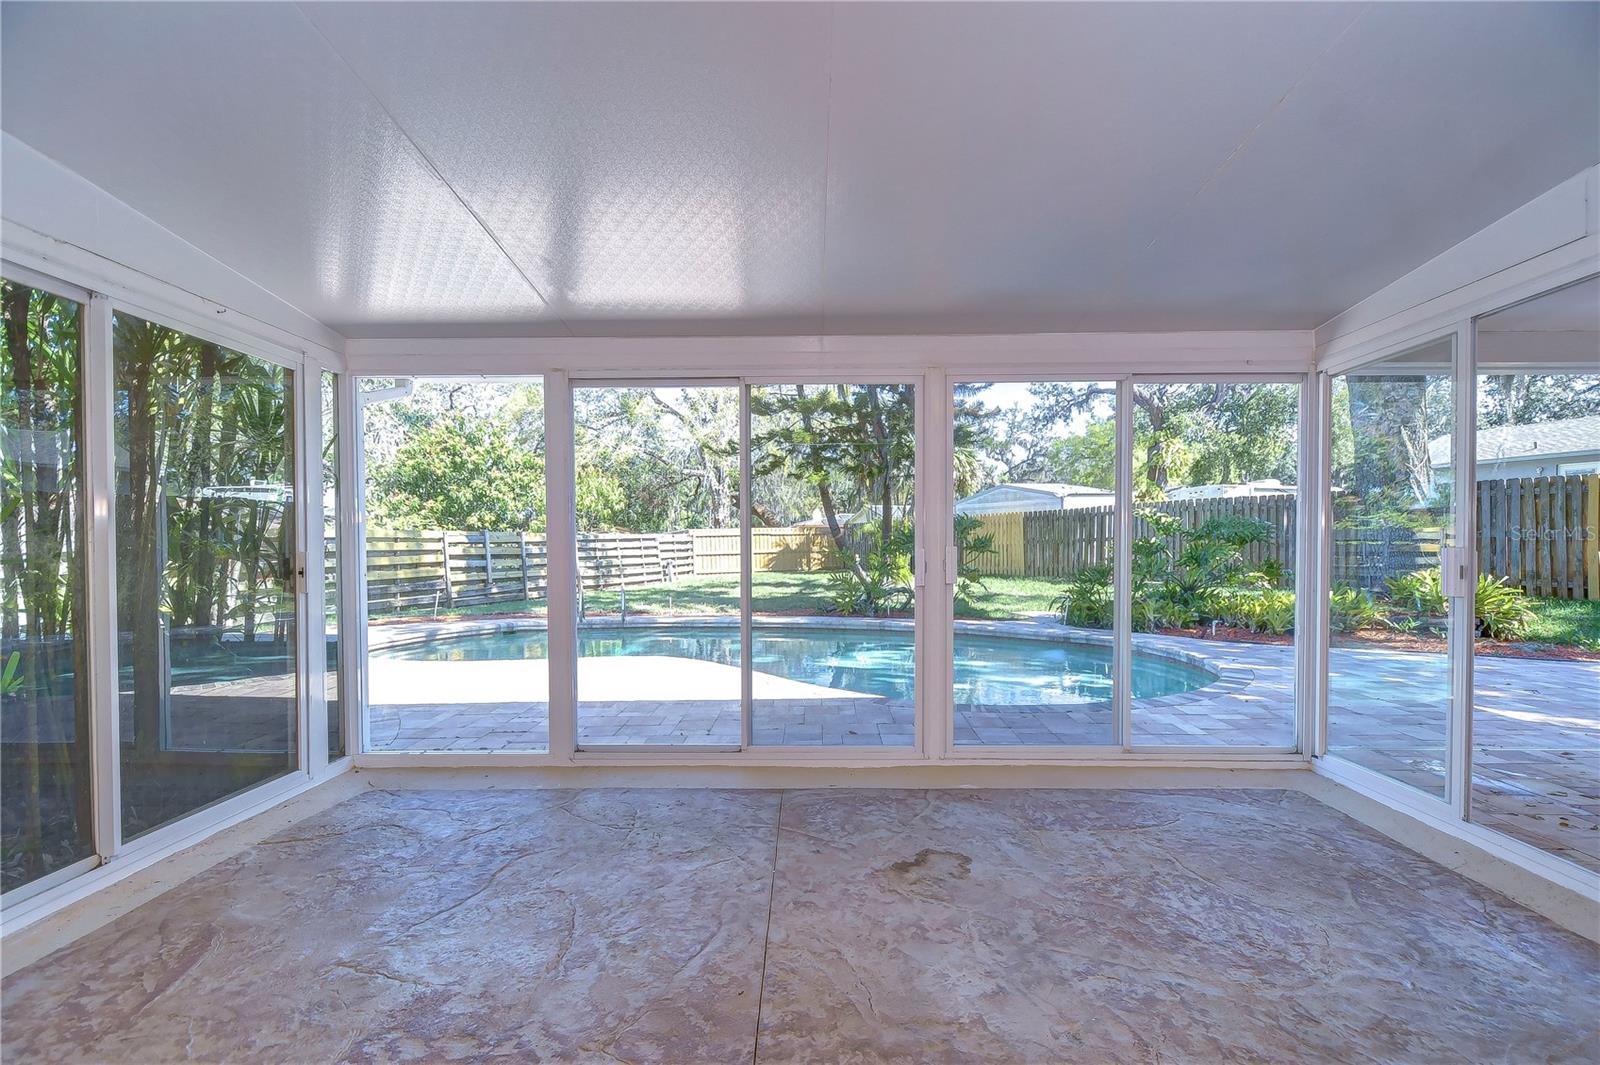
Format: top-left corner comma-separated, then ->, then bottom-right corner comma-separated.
1051,564 -> 1113,629
825,521 -> 914,617
1330,583 -> 1385,634
1377,567 -> 1535,642
1471,574 -> 1535,641
952,513 -> 997,606
1214,588 -> 1297,635
1384,569 -> 1447,617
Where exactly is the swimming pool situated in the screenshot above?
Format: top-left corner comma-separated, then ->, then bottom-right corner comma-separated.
377,624 -> 1214,705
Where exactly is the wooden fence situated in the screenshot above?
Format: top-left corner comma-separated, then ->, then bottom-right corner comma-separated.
969,474 -> 1598,599
1476,473 -> 1598,600
361,473 -> 1599,614
969,497 -> 1297,581
362,525 -> 848,614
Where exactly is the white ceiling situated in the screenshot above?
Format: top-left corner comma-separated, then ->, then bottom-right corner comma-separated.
2,2 -> 1596,339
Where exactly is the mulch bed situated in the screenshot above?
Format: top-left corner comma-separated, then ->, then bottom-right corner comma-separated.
1156,624 -> 1598,662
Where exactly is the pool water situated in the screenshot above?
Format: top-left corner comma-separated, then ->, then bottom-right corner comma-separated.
379,625 -> 1213,705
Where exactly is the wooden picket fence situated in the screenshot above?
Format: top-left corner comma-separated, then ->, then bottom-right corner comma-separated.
1476,473 -> 1598,600
360,473 -> 1599,615
968,496 -> 1297,580
362,525 -> 849,613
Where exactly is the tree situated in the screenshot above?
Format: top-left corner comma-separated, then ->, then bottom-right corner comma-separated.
751,384 -> 915,608
369,415 -> 546,531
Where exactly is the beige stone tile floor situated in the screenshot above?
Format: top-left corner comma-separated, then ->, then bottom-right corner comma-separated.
3,787 -> 1596,1064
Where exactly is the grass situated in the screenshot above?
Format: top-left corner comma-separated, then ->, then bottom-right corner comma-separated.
374,572 -> 1600,649
1524,597 -> 1600,650
376,572 -> 1062,622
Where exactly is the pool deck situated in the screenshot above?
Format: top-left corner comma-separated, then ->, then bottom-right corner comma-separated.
90,614 -> 1596,871
361,614 -> 1600,871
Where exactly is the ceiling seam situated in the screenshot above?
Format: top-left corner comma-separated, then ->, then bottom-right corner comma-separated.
1141,3 -> 1371,256
293,3 -> 575,337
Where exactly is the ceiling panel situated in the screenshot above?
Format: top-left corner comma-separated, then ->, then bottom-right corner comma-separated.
0,1 -> 557,335
301,2 -> 831,337
1,1 -> 1595,339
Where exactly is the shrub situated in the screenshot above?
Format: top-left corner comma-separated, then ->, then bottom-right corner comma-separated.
826,522 -> 914,616
953,513 -> 997,606
1379,567 -> 1534,642
1385,569 -> 1447,616
1473,574 -> 1534,642
1051,564 -> 1113,629
1216,588 -> 1296,635
1330,583 -> 1384,633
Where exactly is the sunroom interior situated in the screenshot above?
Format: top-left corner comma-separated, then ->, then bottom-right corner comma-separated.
1,2 -> 1597,1062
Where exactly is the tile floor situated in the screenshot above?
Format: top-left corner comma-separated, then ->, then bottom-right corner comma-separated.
3,787 -> 1595,1063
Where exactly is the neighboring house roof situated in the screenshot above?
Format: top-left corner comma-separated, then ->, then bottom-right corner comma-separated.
1428,414 -> 1600,469
954,482 -> 1115,514
1165,479 -> 1296,502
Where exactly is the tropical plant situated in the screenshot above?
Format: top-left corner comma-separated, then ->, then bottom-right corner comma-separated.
953,513 -> 997,605
0,651 -> 23,696
825,521 -> 914,617
1330,583 -> 1385,634
1472,574 -> 1534,642
1051,564 -> 1113,629
1385,569 -> 1447,616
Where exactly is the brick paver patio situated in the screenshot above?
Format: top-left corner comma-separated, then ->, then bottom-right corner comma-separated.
360,615 -> 1598,869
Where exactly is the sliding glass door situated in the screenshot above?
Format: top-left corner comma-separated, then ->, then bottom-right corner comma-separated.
573,383 -> 743,749
1468,277 -> 1600,871
1,278 -> 94,894
951,381 -> 1118,746
1325,336 -> 1458,797
750,382 -> 917,748
113,313 -> 300,839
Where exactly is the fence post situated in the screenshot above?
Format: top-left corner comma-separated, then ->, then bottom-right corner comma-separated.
440,529 -> 455,605
483,530 -> 495,594
520,531 -> 531,598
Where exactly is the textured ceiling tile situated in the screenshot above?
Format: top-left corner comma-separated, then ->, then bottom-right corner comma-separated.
2,2 -> 1596,338
302,2 -> 830,333
1,1 -> 553,333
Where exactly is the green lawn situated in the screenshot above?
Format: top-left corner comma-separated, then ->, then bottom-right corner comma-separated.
1525,597 -> 1600,650
376,572 -> 1062,622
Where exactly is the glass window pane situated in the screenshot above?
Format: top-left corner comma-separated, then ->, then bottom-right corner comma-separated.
749,383 -> 916,747
1327,339 -> 1456,795
1130,381 -> 1300,746
113,314 -> 297,839
573,385 -> 742,747
953,381 -> 1117,746
361,377 -> 548,753
2,279 -> 93,893
1470,277 -> 1600,870
322,370 -> 343,760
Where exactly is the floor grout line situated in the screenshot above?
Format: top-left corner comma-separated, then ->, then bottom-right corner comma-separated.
751,789 -> 784,1065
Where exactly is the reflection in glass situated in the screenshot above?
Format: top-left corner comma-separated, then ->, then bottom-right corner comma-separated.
1469,277 -> 1600,869
1327,338 -> 1455,795
952,381 -> 1118,745
114,314 -> 297,839
750,383 -> 916,746
1,280 -> 93,893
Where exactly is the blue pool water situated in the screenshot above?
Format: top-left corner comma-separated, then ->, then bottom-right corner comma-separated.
379,625 -> 1213,705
